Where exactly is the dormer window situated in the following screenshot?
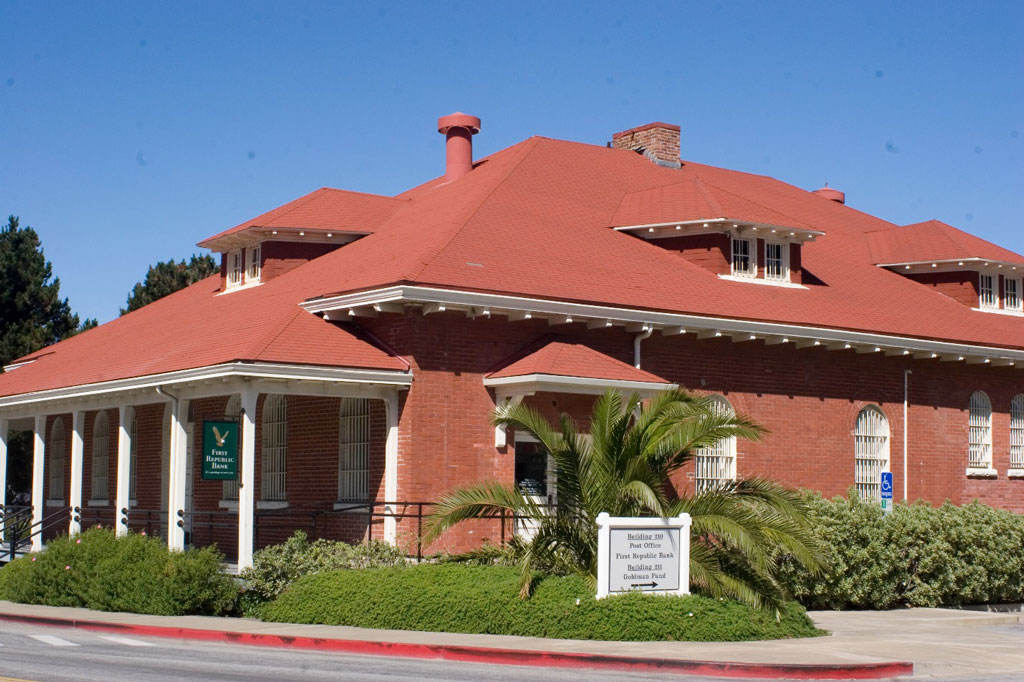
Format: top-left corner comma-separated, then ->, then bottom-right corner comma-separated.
1005,277 -> 1022,312
227,250 -> 243,288
730,237 -> 756,278
979,273 -> 998,309
764,241 -> 789,282
245,243 -> 261,283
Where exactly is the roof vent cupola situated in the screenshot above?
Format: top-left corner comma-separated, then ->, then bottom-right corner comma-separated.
813,185 -> 846,204
437,112 -> 481,182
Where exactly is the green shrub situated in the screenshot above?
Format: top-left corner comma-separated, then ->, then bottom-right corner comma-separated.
239,531 -> 406,608
775,495 -> 1024,609
0,528 -> 236,616
260,563 -> 820,641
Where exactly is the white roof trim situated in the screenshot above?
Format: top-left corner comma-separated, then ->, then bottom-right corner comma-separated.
301,285 -> 1024,363
878,257 -> 1023,271
484,373 -> 676,396
613,218 -> 824,240
0,361 -> 412,411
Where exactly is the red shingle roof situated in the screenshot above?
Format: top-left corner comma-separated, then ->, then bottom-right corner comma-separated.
198,188 -> 407,250
487,339 -> 671,384
2,131 -> 1022,401
866,220 -> 1024,266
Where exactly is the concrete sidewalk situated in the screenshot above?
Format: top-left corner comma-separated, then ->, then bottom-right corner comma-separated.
0,600 -> 1020,679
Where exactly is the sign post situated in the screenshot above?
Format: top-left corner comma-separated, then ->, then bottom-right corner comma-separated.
596,512 -> 691,599
880,471 -> 893,514
202,420 -> 239,481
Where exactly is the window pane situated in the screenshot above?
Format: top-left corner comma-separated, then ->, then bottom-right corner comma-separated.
1011,395 -> 1024,469
968,391 -> 992,468
261,396 -> 287,501
338,398 -> 370,501
92,412 -> 109,500
979,275 -> 997,308
731,238 -> 755,277
854,407 -> 889,501
695,396 -> 736,494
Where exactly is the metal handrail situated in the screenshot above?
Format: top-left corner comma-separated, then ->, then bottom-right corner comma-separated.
0,504 -> 71,562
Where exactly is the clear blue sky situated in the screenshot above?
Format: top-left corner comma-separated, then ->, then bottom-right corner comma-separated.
2,1 -> 1021,323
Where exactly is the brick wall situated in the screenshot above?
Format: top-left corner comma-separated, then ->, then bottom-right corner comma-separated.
611,122 -> 681,166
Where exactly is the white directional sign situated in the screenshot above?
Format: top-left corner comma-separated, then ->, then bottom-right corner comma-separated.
596,512 -> 692,599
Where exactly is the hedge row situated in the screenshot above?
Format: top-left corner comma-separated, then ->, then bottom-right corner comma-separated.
260,563 -> 821,641
776,495 -> 1024,609
0,528 -> 236,616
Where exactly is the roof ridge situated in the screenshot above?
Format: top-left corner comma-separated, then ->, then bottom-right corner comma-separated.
405,137 -> 544,282
249,306 -> 306,359
316,186 -> 411,203
696,175 -> 811,228
691,176 -> 725,216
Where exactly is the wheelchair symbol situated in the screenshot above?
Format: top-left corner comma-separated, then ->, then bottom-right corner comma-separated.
880,476 -> 892,493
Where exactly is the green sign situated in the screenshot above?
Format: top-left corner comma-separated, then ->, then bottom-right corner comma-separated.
202,420 -> 239,480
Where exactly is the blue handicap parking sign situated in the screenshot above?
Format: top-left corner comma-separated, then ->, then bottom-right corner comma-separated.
880,472 -> 893,499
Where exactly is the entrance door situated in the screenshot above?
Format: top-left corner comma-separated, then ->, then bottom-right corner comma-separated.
513,435 -> 555,539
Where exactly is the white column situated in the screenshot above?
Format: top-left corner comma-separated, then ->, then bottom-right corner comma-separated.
237,388 -> 257,570
0,418 -> 8,537
69,411 -> 84,536
167,399 -> 189,551
115,406 -> 132,536
383,393 -> 400,546
31,415 -> 46,552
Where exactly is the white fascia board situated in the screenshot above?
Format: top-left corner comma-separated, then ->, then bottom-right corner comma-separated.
0,361 -> 412,413
879,258 -> 1024,272
302,285 -> 1024,363
484,373 -> 677,396
613,218 -> 824,239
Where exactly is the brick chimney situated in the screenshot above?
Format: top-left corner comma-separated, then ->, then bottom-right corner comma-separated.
611,122 -> 681,168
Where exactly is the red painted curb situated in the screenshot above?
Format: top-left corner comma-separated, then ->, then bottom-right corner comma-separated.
0,611 -> 913,680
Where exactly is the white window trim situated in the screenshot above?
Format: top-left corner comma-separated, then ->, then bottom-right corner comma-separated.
261,395 -> 287,502
695,396 -> 737,494
979,273 -> 998,310
717,274 -> 808,289
245,243 -> 261,284
1004,276 -> 1022,313
226,250 -> 243,289
854,406 -> 890,501
338,397 -> 371,503
730,236 -> 757,278
764,240 -> 790,283
968,391 -> 993,471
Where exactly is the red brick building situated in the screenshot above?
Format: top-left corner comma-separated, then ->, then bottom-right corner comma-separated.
1,114 -> 1022,567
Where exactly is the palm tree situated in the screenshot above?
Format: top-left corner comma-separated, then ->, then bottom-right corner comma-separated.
423,389 -> 825,609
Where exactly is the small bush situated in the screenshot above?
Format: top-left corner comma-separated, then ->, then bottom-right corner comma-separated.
776,495 -> 1024,609
239,531 -> 406,608
260,563 -> 820,641
0,528 -> 236,616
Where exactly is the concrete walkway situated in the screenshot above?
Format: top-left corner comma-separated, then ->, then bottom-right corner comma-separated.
0,600 -> 1020,679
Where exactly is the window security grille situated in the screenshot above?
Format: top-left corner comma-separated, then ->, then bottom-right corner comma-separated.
49,419 -> 66,501
222,396 -> 241,501
1011,395 -> 1024,469
764,241 -> 787,281
695,396 -> 736,494
979,274 -> 998,309
854,407 -> 889,501
1005,277 -> 1022,312
731,238 -> 756,278
338,398 -> 371,501
261,396 -> 287,501
92,412 -> 109,499
969,391 -> 992,469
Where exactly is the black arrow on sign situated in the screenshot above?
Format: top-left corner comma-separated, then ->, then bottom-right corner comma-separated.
630,581 -> 658,588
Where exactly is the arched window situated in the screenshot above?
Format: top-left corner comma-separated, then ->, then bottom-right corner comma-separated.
854,407 -> 889,501
338,398 -> 370,501
261,395 -> 287,501
48,418 -> 66,503
222,396 -> 241,501
695,396 -> 736,494
92,411 -> 109,501
968,391 -> 992,470
1010,395 -> 1024,471
127,407 -> 138,502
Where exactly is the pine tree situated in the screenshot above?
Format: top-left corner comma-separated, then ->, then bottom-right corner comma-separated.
121,254 -> 218,314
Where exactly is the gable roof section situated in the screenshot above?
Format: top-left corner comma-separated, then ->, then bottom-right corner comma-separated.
0,273 -> 407,399
611,175 -> 817,230
487,339 -> 670,384
198,188 -> 408,251
866,220 -> 1024,266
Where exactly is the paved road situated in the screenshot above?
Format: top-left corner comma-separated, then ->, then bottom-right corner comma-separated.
0,620 -> 730,682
